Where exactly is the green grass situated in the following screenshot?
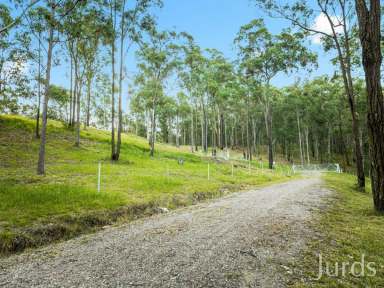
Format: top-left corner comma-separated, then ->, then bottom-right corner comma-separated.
293,173 -> 384,287
0,114 -> 294,254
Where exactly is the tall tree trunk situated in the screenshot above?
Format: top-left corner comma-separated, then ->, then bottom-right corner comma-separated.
146,110 -> 150,142
315,134 -> 319,162
233,117 -> 237,148
350,104 -> 365,187
338,113 -> 350,166
86,75 -> 91,127
135,114 -> 138,135
68,56 -> 73,126
252,119 -> 257,156
190,109 -> 194,152
75,78 -> 81,147
194,107 -> 198,151
111,0 -> 117,160
201,109 -> 204,151
265,103 -> 273,168
37,8 -> 54,175
202,104 -> 208,152
211,124 -> 216,157
182,125 -> 185,145
116,0 -> 126,161
341,2 -> 365,188
224,118 -> 228,149
167,117 -> 172,144
305,127 -> 310,164
35,32 -> 41,138
176,113 -> 180,147
327,124 -> 332,162
150,104 -> 156,157
297,110 -> 304,165
219,112 -> 225,150
246,94 -> 252,161
322,1 -> 365,188
264,83 -> 273,169
71,57 -> 78,126
356,0 -> 384,209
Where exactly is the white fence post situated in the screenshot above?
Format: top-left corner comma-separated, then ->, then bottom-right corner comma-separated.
97,161 -> 101,193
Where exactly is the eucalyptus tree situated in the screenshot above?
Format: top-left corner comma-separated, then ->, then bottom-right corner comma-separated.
107,0 -> 119,160
174,91 -> 190,147
185,49 -> 235,154
179,35 -> 206,152
254,0 -> 366,188
135,28 -> 179,157
0,0 -> 40,34
36,0 -> 84,175
62,1 -> 95,128
0,5 -> 13,97
233,72 -> 255,160
235,19 -> 316,169
302,79 -> 332,163
283,79 -> 339,165
26,7 -> 46,138
0,3 -> 32,114
37,1 -> 60,175
224,77 -> 246,151
355,0 -> 384,210
64,13 -> 77,127
94,73 -> 112,129
81,8 -> 104,128
157,95 -> 176,144
274,86 -> 299,162
275,76 -> 357,167
204,49 -> 234,153
114,0 -> 162,160
129,86 -> 148,138
62,2 -> 103,147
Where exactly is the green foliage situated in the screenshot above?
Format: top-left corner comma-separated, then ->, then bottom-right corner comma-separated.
47,85 -> 69,121
235,18 -> 317,84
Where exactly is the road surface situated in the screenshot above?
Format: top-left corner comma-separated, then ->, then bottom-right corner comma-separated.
0,176 -> 331,287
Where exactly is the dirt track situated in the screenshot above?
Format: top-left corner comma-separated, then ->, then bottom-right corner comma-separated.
0,176 -> 330,287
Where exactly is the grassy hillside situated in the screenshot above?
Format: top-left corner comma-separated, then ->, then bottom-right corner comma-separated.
0,114 -> 294,255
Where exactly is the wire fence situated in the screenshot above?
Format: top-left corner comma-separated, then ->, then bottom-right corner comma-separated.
292,163 -> 342,173
0,152 -> 297,196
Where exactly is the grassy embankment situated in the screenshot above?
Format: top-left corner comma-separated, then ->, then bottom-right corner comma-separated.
0,114 -> 294,255
293,173 -> 384,287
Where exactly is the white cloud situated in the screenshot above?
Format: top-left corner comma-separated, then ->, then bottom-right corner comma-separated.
311,13 -> 343,44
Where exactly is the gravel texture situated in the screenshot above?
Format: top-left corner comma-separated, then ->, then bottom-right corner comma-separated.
0,176 -> 331,287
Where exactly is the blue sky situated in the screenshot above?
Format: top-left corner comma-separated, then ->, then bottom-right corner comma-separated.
50,0 -> 338,98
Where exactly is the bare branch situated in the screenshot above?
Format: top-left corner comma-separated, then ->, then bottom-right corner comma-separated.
255,2 -> 333,39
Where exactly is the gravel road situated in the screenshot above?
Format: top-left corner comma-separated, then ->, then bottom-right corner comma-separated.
0,176 -> 331,288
